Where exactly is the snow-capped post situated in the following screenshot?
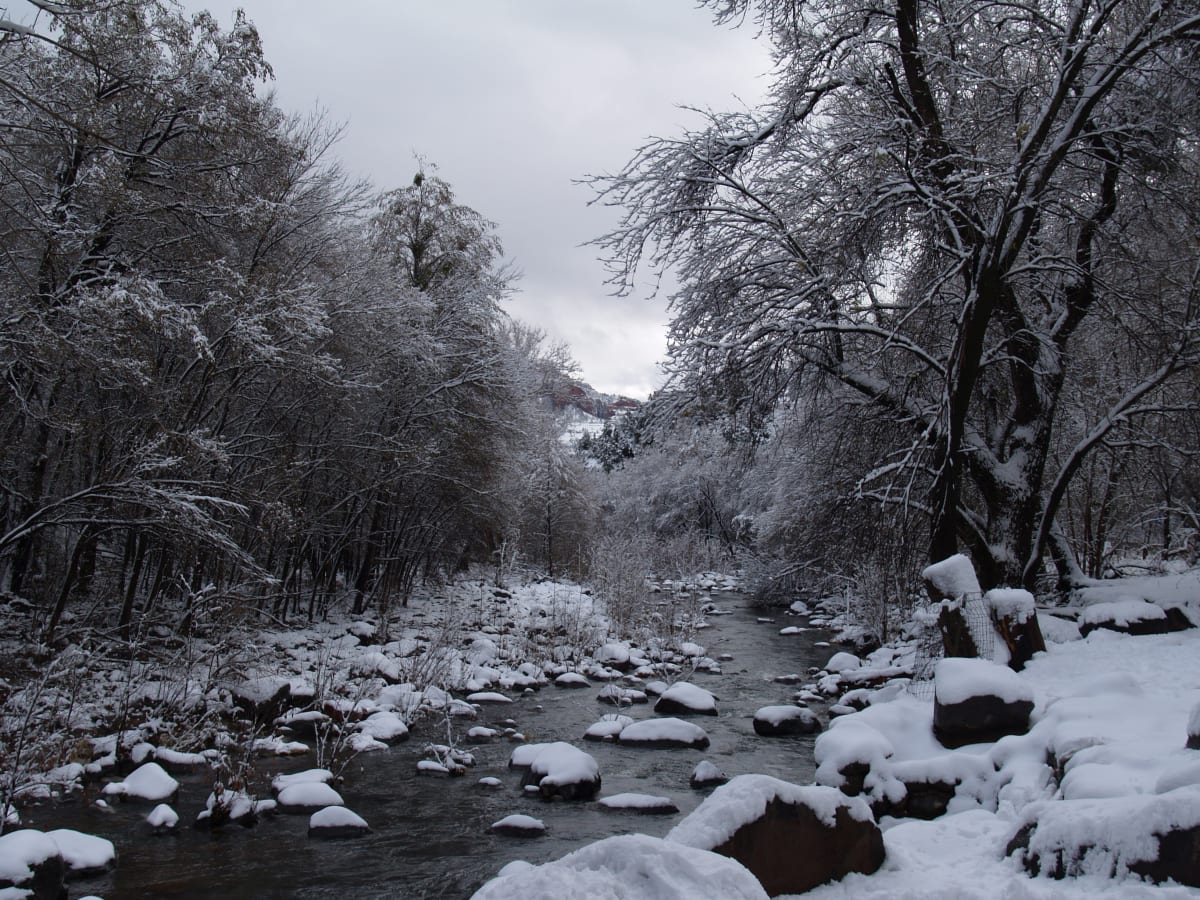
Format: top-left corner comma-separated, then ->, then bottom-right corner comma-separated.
920,555 -> 982,659
982,589 -> 1046,671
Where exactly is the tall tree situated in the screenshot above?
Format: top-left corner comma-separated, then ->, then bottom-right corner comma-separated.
595,0 -> 1200,589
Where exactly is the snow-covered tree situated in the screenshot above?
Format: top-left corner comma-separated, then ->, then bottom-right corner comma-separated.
594,0 -> 1200,589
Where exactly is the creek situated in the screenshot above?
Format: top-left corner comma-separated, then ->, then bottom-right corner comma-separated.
23,595 -> 834,898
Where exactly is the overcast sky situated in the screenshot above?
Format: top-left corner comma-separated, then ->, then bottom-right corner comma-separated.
177,1 -> 772,398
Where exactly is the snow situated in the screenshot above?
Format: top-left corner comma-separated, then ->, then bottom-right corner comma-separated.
277,782 -> 344,809
824,651 -> 862,673
0,829 -> 60,884
921,554 -> 982,599
466,691 -> 513,704
1080,598 -> 1167,627
583,714 -> 633,741
657,681 -> 717,714
491,814 -> 546,833
598,793 -> 677,812
983,588 -> 1036,623
554,672 -> 590,687
933,657 -> 1034,706
357,710 -> 409,742
45,829 -> 115,873
1039,613 -> 1082,643
271,768 -> 334,793
668,775 -> 872,850
309,806 -> 368,830
470,833 -> 768,900
101,762 -> 179,801
147,804 -> 178,828
755,704 -> 817,726
618,717 -> 709,747
526,742 -> 600,789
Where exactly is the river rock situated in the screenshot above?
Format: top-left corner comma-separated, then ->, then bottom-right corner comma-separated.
617,717 -> 710,750
101,762 -> 179,802
597,793 -> 678,814
277,782 -> 344,813
554,672 -> 590,688
668,775 -> 884,896
0,829 -> 66,900
654,682 -> 718,717
691,760 -> 730,789
520,742 -> 601,801
753,705 -> 822,737
308,806 -> 370,839
932,657 -> 1034,748
490,814 -> 547,837
146,803 -> 179,835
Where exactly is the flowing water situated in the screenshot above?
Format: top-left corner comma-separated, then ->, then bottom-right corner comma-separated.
23,596 -> 833,898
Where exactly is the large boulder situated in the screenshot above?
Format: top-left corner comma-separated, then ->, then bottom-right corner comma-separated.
0,829 -> 67,900
933,657 -> 1034,748
617,717 -> 710,750
668,775 -> 884,896
1006,786 -> 1200,886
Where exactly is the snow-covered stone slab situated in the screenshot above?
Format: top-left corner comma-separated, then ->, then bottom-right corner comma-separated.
0,829 -> 65,898
308,806 -> 369,839
753,705 -> 822,737
101,762 -> 179,802
277,782 -> 344,812
469,833 -> 768,900
598,792 -> 679,814
490,814 -> 546,837
46,830 -> 115,878
523,742 -> 601,801
617,717 -> 710,750
1079,597 -> 1189,637
933,657 -> 1034,748
668,774 -> 883,896
654,682 -> 718,717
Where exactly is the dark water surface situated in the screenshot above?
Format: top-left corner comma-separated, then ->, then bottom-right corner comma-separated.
24,596 -> 831,898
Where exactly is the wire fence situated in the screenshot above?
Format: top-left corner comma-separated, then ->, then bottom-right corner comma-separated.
910,594 -> 994,699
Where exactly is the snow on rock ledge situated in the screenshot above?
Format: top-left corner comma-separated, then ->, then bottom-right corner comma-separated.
469,833 -> 768,900
668,774 -> 883,896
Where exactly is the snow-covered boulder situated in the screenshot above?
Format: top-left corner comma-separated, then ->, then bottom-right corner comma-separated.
0,829 -> 65,900
1006,785 -> 1200,886
691,760 -> 729,789
308,806 -> 369,839
595,642 -> 632,670
466,691 -> 513,705
470,833 -> 768,900
654,682 -> 718,717
596,684 -> 647,706
583,714 -> 633,742
271,768 -> 334,794
933,657 -> 1034,748
617,717 -> 710,750
598,793 -> 679,814
824,652 -> 861,674
753,705 -> 822,737
520,742 -> 601,801
147,803 -> 179,834
553,672 -> 590,688
668,774 -> 884,896
356,710 -> 410,744
46,829 -> 116,878
490,814 -> 546,837
231,675 -> 295,722
102,762 -> 179,802
277,781 -> 344,813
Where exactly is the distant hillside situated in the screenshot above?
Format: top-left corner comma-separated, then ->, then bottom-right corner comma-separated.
550,379 -> 641,420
